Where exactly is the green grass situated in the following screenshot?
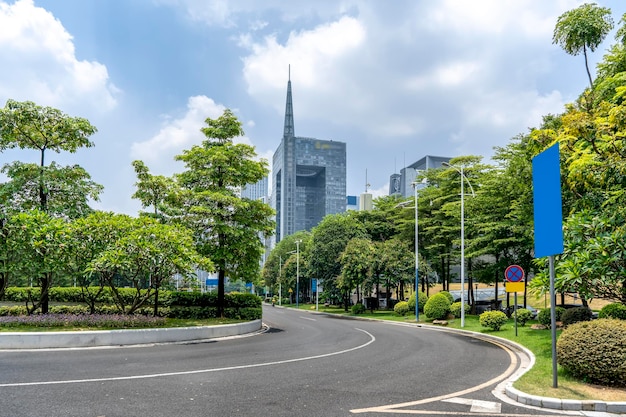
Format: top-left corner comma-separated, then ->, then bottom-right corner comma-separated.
0,317 -> 244,332
287,303 -> 626,402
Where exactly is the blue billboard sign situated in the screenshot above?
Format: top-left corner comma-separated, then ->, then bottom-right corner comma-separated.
532,143 -> 564,258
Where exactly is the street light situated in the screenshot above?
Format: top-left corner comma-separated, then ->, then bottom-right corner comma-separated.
295,239 -> 302,308
396,179 -> 425,322
442,162 -> 475,328
413,182 -> 420,322
278,255 -> 283,306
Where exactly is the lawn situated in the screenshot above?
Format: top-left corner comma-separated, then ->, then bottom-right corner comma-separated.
287,303 -> 626,402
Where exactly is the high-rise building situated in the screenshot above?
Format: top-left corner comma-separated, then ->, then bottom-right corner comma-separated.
271,74 -> 347,242
241,176 -> 268,201
389,155 -> 451,198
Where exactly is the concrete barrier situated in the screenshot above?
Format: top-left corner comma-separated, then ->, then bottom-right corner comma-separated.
0,319 -> 263,349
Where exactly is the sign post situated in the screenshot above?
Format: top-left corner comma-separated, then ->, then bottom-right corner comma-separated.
505,265 -> 525,336
532,143 -> 564,388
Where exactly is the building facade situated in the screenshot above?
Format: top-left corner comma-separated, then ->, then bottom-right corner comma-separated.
271,76 -> 347,242
389,155 -> 451,198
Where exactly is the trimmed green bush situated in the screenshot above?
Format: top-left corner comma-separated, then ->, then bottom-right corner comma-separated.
538,306 -> 566,326
513,308 -> 532,326
0,305 -> 28,316
408,291 -> 428,313
598,303 -> 626,320
557,319 -> 626,387
450,301 -> 470,318
49,305 -> 90,315
561,307 -> 593,327
394,301 -> 410,316
351,303 -> 366,315
424,293 -> 451,320
479,310 -> 508,331
439,291 -> 454,304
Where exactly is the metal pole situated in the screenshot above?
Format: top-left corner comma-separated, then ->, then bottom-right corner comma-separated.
550,255 -> 558,388
414,183 -> 419,322
279,255 -> 282,306
460,166 -> 465,328
296,240 -> 301,309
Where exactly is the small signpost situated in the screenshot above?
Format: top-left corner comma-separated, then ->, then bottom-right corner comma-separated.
505,265 -> 525,336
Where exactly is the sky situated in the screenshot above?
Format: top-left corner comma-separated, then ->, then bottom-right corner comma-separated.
1,0 -> 625,215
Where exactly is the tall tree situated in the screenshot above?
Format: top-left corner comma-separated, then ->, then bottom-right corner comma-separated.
131,160 -> 176,220
6,210 -> 68,313
553,3 -> 614,88
174,109 -> 274,317
308,213 -> 367,308
0,100 -> 99,215
338,237 -> 374,306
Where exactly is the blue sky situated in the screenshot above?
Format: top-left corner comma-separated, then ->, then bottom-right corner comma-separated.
1,0 -> 625,215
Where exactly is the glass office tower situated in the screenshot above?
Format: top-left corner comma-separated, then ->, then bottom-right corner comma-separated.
271,75 -> 346,242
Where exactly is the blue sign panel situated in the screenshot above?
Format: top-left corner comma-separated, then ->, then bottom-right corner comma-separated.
532,143 -> 564,258
205,279 -> 219,286
312,279 -> 317,293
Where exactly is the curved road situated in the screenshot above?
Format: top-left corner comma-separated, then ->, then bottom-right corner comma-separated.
0,306 -> 568,417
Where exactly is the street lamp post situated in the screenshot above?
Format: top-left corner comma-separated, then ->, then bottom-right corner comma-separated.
279,255 -> 282,306
442,162 -> 475,328
295,239 -> 302,309
413,182 -> 419,322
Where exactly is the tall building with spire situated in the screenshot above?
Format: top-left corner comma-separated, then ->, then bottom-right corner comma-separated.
271,71 -> 347,242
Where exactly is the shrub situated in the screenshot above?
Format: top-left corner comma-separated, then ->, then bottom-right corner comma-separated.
513,308 -> 532,326
557,319 -> 626,387
408,291 -> 428,313
351,303 -> 366,315
598,303 -> 626,320
450,301 -> 470,318
561,307 -> 593,327
438,291 -> 455,304
424,293 -> 451,320
49,305 -> 90,315
394,301 -> 410,316
0,305 -> 28,316
538,306 -> 566,326
479,310 -> 508,331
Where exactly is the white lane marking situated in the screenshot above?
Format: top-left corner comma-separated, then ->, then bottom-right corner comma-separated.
443,397 -> 501,413
300,317 -> 317,321
351,337 -> 518,414
0,328 -> 374,387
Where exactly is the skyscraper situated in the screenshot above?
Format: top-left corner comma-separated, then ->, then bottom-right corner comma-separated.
271,73 -> 347,242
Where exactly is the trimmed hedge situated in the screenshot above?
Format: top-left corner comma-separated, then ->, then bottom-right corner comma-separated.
424,293 -> 451,320
557,319 -> 626,386
1,287 -> 262,320
598,303 -> 626,320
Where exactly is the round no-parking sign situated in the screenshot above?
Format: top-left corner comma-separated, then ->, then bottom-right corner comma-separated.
504,265 -> 525,282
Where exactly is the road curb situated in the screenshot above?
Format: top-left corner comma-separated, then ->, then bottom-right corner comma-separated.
0,319 -> 263,349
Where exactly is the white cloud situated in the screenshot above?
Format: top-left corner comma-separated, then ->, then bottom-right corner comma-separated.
131,96 -> 261,175
0,0 -> 118,113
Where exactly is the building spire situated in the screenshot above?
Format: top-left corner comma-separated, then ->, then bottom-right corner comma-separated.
283,65 -> 295,138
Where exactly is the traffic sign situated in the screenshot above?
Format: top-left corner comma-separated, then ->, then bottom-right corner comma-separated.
504,265 -> 525,282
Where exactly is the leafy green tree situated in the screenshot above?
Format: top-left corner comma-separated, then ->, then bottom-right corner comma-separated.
338,237 -> 374,305
131,160 -> 176,220
0,99 -> 100,216
63,212 -> 136,313
553,3 -> 614,88
173,109 -> 274,317
87,217 -> 210,315
5,210 -> 68,313
0,161 -> 102,218
262,231 -> 311,298
308,213 -> 367,309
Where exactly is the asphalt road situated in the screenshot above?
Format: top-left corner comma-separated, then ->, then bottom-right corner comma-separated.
0,306 -> 571,417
